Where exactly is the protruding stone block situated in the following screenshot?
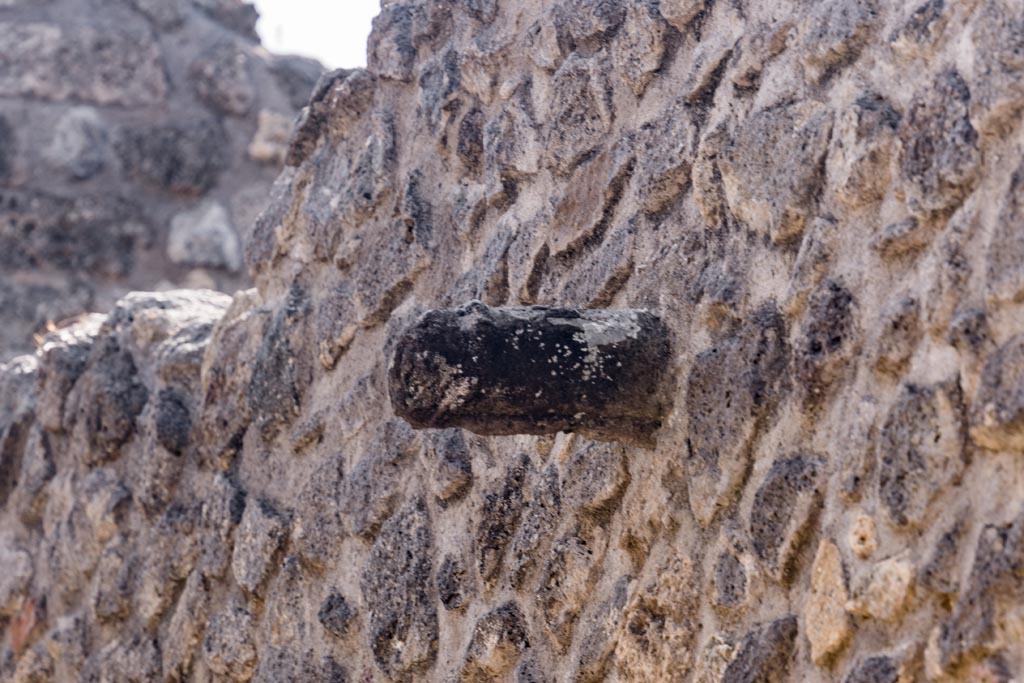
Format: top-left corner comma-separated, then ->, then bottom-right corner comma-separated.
388,302 -> 673,445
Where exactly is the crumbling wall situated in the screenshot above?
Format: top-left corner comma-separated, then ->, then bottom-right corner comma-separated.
0,0 -> 322,361
2,0 -> 1024,681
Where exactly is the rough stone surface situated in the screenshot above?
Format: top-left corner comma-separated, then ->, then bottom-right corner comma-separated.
0,1 -> 321,361
721,616 -> 799,683
231,498 -> 288,595
847,555 -> 915,623
1,1 -> 1024,681
844,655 -> 901,683
685,304 -> 789,525
318,592 -> 357,639
459,601 -> 529,680
360,499 -> 438,680
805,539 -> 852,665
971,334 -> 1024,452
878,381 -> 967,527
749,454 -> 825,582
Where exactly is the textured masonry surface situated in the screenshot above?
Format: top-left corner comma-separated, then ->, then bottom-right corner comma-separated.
2,0 -> 1024,681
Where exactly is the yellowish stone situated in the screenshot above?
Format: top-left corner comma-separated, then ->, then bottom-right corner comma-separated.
805,539 -> 852,665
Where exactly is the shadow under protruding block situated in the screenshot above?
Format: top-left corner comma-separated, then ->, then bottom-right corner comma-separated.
388,302 -> 673,446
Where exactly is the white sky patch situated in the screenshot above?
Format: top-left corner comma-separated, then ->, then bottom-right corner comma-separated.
253,0 -> 379,69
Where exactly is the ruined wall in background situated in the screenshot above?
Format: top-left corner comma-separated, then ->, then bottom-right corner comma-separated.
2,0 -> 1024,681
0,0 -> 322,361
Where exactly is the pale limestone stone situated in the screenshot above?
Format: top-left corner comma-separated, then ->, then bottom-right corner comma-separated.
848,556 -> 915,622
805,540 -> 852,665
848,511 -> 878,559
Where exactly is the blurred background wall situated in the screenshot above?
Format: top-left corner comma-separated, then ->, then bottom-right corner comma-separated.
0,0 -> 324,361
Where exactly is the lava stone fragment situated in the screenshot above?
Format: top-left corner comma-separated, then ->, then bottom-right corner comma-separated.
971,334 -> 1024,451
845,656 -> 900,683
318,593 -> 356,638
936,508 -> 1024,671
360,498 -> 438,679
749,454 -> 825,580
155,388 -> 191,456
898,69 -> 980,216
722,616 -> 799,683
0,114 -> 14,180
427,429 -> 474,506
477,453 -> 531,582
389,302 -> 673,445
116,119 -> 228,196
684,303 -> 790,525
795,280 -> 856,402
248,282 -> 314,441
461,601 -> 530,679
437,554 -> 472,611
878,381 -> 966,527
73,336 -> 149,463
714,551 -> 748,608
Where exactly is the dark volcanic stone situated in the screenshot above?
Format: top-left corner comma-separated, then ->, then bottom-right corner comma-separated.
722,616 -> 799,683
73,336 -> 149,463
0,189 -> 144,277
714,550 -> 748,608
360,498 -> 438,679
285,69 -> 356,167
253,649 -> 351,683
457,107 -> 485,173
684,303 -> 789,524
971,334 -> 1024,452
318,593 -> 356,638
477,453 -> 531,582
427,429 -> 474,505
0,416 -> 28,508
437,553 -> 472,611
845,656 -> 900,683
461,601 -> 530,678
388,302 -> 673,445
508,463 -> 562,587
116,119 -> 228,196
749,454 -> 825,579
936,507 -> 1024,671
341,420 -> 416,541
155,388 -> 191,456
248,282 -> 313,441
562,441 -> 629,523
795,280 -> 856,402
899,69 -> 980,216
292,452 -> 345,568
459,0 -> 499,23
919,515 -> 967,596
0,114 -> 13,180
878,381 -> 966,527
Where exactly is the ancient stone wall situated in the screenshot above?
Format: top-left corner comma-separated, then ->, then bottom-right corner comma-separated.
0,0 -> 322,361
2,0 -> 1024,681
